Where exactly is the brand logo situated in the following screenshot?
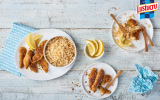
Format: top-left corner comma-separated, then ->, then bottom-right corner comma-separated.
137,0 -> 158,19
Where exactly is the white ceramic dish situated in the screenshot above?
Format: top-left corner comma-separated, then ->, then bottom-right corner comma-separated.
84,44 -> 104,60
15,29 -> 77,80
111,10 -> 153,52
81,62 -> 118,99
43,36 -> 77,68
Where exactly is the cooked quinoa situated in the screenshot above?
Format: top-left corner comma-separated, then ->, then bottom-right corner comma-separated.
45,36 -> 75,67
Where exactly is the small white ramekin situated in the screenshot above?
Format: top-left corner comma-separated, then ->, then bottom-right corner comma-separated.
84,44 -> 104,60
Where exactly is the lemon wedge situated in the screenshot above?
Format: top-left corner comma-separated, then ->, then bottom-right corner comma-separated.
34,35 -> 43,46
86,39 -> 96,56
94,39 -> 104,57
27,33 -> 37,50
119,34 -> 132,47
93,39 -> 98,54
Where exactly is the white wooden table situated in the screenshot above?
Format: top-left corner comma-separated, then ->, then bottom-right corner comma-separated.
0,0 -> 160,100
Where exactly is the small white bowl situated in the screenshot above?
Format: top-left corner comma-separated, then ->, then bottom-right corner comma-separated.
43,36 -> 77,68
84,44 -> 104,60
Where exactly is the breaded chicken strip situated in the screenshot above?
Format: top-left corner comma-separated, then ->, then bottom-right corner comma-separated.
29,63 -> 38,73
23,50 -> 33,69
127,18 -> 138,27
92,68 -> 104,92
31,40 -> 47,63
100,86 -> 111,94
19,47 -> 27,68
38,57 -> 48,73
101,74 -> 111,85
88,68 -> 97,90
130,29 -> 142,40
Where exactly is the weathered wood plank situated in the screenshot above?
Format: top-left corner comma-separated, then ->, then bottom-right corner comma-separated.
0,29 -> 160,71
0,70 -> 159,100
0,0 -> 159,28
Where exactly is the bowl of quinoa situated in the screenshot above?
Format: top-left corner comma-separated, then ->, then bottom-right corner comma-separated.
44,36 -> 76,67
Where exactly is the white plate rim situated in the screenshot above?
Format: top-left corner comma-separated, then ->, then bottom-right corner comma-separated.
14,29 -> 77,80
111,10 -> 153,52
81,62 -> 118,99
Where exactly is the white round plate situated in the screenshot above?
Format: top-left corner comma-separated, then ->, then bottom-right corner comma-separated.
15,29 -> 77,80
111,10 -> 153,52
82,62 -> 118,99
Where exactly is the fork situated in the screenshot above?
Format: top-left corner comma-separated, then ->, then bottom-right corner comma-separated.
140,24 -> 154,47
110,14 -> 127,34
140,25 -> 148,52
105,70 -> 123,89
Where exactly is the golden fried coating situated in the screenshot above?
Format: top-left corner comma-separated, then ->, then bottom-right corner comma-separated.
88,68 -> 97,90
97,83 -> 101,90
38,57 -> 48,73
101,74 -> 112,85
130,29 -> 142,40
92,68 -> 104,92
23,50 -> 33,69
127,18 -> 138,27
31,40 -> 47,63
100,86 -> 111,94
29,63 -> 38,73
19,47 -> 27,68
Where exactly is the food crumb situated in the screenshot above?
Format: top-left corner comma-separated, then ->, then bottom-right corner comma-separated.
131,45 -> 136,48
72,88 -> 74,91
119,17 -> 121,19
85,81 -> 87,83
131,14 -> 135,18
147,24 -> 151,28
88,91 -> 91,93
113,27 -> 116,31
124,13 -> 126,15
127,16 -> 131,18
85,71 -> 88,76
74,84 -> 78,86
126,14 -> 134,19
72,82 -> 73,84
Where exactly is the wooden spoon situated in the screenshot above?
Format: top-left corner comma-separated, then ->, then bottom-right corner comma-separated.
141,27 -> 148,52
110,14 -> 127,34
105,70 -> 123,89
141,24 -> 154,47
